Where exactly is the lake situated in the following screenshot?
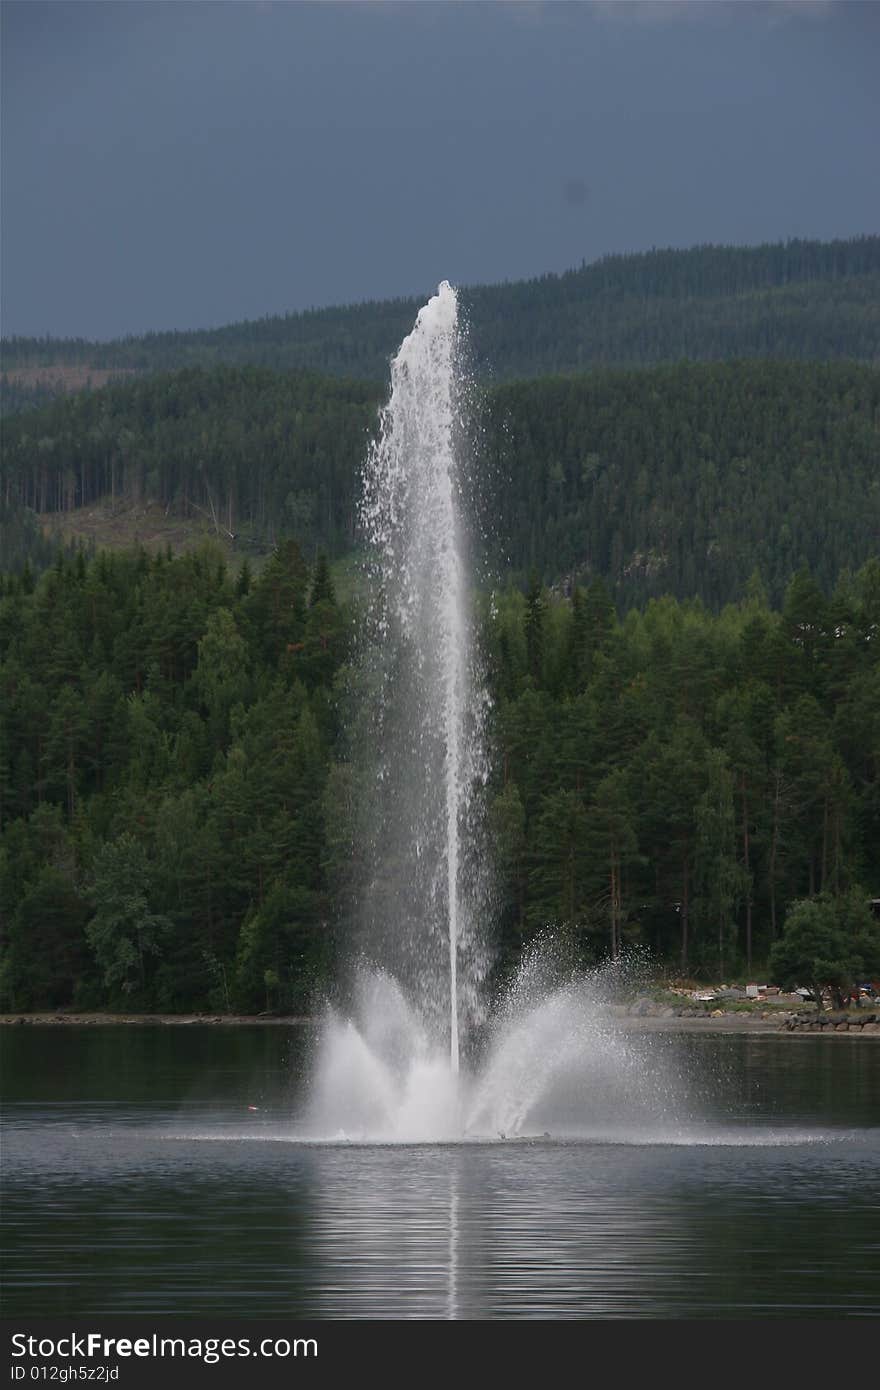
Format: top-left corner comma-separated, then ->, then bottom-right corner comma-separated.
2,1024 -> 878,1319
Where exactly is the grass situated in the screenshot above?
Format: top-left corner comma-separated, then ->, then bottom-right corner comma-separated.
42,499 -> 239,560
38,498 -> 299,574
41,497 -> 372,592
4,365 -> 140,391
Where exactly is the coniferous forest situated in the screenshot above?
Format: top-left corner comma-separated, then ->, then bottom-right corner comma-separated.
1,237 -> 878,1012
0,542 -> 878,1011
3,360 -> 878,609
3,236 -> 878,391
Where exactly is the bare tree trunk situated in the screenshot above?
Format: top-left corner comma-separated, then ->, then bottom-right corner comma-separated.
66,747 -> 75,820
741,777 -> 752,971
769,769 -> 783,938
680,852 -> 690,973
610,851 -> 620,960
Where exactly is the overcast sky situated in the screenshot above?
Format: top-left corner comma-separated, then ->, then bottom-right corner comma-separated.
2,0 -> 878,340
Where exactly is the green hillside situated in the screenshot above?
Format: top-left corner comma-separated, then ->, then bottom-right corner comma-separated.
4,359 -> 878,609
489,360 -> 880,606
3,237 -> 877,402
2,237 -> 879,1012
1,543 -> 878,1010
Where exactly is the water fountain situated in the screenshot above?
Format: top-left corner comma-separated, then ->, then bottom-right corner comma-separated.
8,303 -> 872,1327
354,280 -> 490,1073
303,282 -> 686,1144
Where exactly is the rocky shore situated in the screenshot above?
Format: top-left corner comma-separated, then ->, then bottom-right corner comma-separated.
608,997 -> 880,1035
780,1010 -> 880,1034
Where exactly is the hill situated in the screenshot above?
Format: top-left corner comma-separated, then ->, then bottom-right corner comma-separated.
3,358 -> 878,609
2,237 -> 877,409
488,360 -> 880,607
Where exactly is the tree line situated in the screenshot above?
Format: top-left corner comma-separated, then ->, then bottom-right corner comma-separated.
3,236 -> 877,394
1,545 -> 877,1011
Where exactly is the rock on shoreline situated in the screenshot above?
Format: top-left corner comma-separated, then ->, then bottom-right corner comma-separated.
782,1010 -> 880,1033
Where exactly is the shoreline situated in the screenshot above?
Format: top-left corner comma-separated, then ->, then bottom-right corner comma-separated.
4,1010 -> 874,1036
0,1011 -> 839,1034
0,1012 -> 312,1027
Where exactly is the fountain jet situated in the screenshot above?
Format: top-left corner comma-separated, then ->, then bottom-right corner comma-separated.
303,285 -> 688,1145
357,281 -> 489,1068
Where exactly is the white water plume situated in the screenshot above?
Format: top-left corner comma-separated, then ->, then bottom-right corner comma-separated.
304,283 -> 688,1146
353,281 -> 490,1065
302,956 -> 693,1144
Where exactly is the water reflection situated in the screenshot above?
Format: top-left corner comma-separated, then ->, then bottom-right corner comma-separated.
448,1163 -> 459,1321
295,1136 -> 880,1319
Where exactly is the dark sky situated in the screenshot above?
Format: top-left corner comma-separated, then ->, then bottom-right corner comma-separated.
2,0 -> 878,340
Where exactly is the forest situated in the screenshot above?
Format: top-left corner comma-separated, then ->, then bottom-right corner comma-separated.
3,358 -> 878,609
0,543 -> 878,1012
2,236 -> 878,401
1,233 -> 878,1013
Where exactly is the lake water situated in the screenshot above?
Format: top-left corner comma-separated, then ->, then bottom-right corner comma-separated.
2,1025 -> 878,1319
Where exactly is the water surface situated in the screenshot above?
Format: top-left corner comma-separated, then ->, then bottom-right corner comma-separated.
2,1025 -> 878,1318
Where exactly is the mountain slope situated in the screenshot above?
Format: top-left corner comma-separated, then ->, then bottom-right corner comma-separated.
3,237 -> 877,395
4,359 -> 878,608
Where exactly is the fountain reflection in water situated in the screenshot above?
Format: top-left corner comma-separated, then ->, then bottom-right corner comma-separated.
303,282 -> 684,1144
